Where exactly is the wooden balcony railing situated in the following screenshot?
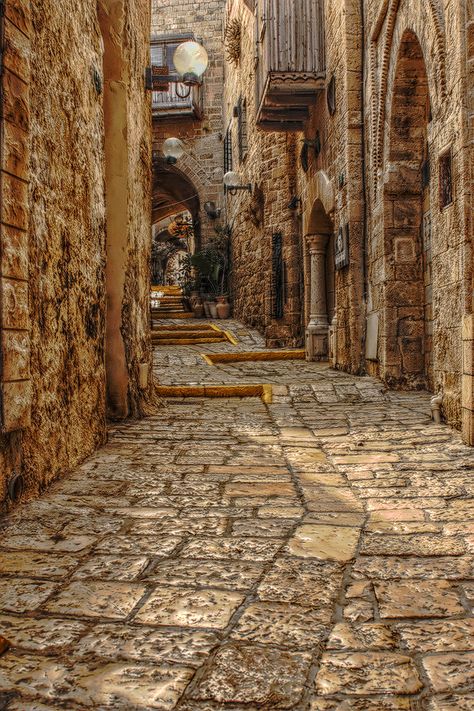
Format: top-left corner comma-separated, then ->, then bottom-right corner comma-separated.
255,0 -> 326,131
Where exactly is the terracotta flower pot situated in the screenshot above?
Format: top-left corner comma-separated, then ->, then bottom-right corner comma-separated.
193,304 -> 204,318
208,302 -> 218,319
216,300 -> 231,319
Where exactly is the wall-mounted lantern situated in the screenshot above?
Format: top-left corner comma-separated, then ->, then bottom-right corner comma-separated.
163,137 -> 185,165
146,40 -> 209,98
224,170 -> 252,195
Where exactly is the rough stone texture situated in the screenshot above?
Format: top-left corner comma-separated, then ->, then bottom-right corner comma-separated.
211,0 -> 474,438
151,0 -> 226,245
0,0 -> 153,509
0,327 -> 473,708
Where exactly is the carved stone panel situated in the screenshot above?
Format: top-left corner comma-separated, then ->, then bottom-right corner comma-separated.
0,226 -> 28,280
0,0 -> 32,434
1,381 -> 32,432
3,17 -> 30,80
5,0 -> 32,37
1,173 -> 28,230
2,117 -> 29,180
1,278 -> 29,331
1,70 -> 29,132
1,330 -> 30,381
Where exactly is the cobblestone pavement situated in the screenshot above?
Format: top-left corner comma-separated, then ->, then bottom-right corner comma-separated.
0,320 -> 473,709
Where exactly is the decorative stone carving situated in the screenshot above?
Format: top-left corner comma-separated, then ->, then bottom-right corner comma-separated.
0,0 -> 32,434
1,381 -> 32,432
0,226 -> 28,280
1,331 -> 30,381
1,278 -> 28,331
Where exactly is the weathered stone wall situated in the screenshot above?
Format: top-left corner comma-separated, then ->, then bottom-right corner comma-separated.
365,0 -> 471,429
0,0 -> 152,509
223,0 -> 472,435
151,0 -> 226,245
298,0 -> 365,372
223,0 -> 365,356
462,0 -> 474,443
223,2 -> 304,346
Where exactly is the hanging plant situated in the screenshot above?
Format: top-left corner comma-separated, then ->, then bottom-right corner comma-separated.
224,18 -> 242,66
168,215 -> 194,242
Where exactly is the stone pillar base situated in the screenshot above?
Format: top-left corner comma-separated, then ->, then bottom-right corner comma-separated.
306,323 -> 329,361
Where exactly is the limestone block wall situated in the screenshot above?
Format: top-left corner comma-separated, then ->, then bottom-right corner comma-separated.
151,0 -> 226,244
297,0 -> 366,373
463,1 -> 474,443
365,0 -> 472,429
223,1 -> 304,346
0,0 -> 152,510
223,0 -> 365,358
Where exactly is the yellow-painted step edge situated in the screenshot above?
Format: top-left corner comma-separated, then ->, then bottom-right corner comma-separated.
151,312 -> 194,319
152,338 -> 226,346
208,323 -> 238,345
153,324 -> 215,332
156,384 -> 273,404
201,349 -> 306,365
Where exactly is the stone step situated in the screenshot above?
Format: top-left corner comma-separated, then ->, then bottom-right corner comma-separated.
152,337 -> 226,345
152,330 -> 225,339
151,312 -> 194,320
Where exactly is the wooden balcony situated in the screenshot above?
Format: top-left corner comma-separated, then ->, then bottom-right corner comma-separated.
150,34 -> 203,119
255,0 -> 325,131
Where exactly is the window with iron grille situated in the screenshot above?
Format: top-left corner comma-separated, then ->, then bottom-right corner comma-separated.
236,96 -> 248,162
271,232 -> 284,320
224,125 -> 233,174
439,149 -> 453,209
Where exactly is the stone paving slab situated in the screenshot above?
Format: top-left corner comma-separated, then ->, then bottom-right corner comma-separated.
0,319 -> 473,709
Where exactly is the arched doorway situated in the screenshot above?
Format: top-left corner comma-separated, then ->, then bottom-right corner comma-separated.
383,30 -> 432,390
305,198 -> 335,361
152,158 -> 202,295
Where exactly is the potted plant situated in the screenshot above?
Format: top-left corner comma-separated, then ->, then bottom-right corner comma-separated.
189,226 -> 232,319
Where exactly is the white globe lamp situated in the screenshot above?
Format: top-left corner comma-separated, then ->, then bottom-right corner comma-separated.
173,41 -> 209,86
163,137 -> 185,165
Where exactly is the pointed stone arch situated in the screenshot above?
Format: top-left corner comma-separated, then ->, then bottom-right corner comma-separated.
371,0 -> 447,184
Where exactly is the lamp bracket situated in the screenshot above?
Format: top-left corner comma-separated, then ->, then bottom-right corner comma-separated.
224,184 -> 252,196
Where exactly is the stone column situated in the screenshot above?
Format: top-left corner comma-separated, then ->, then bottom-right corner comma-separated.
305,234 -> 330,361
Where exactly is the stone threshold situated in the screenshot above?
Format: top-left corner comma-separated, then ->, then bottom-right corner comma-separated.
201,349 -> 306,365
155,383 -> 273,403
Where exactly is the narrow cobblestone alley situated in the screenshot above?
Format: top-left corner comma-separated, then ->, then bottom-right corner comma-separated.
0,322 -> 472,710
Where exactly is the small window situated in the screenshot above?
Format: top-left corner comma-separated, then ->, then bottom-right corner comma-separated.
439,149 -> 453,209
271,232 -> 284,320
327,75 -> 336,116
237,96 -> 248,162
224,125 -> 233,174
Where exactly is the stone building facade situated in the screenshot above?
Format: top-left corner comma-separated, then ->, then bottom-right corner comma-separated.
222,0 -> 474,442
151,0 -> 227,246
0,0 -> 153,509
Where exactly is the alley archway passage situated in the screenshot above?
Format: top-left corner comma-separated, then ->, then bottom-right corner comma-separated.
383,30 -> 433,390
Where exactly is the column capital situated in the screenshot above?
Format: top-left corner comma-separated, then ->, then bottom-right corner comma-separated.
305,233 -> 330,252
